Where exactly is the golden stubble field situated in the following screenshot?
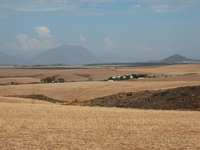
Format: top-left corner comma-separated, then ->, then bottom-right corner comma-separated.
0,97 -> 200,150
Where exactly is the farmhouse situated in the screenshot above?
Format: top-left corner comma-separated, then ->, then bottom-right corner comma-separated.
107,80 -> 114,82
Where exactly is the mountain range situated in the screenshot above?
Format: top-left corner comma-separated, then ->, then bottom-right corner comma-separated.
0,45 -> 199,65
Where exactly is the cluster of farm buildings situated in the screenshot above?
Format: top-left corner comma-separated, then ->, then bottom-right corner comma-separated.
107,73 -> 197,82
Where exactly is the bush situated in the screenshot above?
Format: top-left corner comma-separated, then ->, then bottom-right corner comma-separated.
127,92 -> 132,96
46,77 -> 52,83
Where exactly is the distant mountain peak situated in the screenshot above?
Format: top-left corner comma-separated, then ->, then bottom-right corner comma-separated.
27,44 -> 100,65
161,54 -> 192,63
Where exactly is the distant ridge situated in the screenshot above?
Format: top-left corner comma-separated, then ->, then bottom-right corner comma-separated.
160,54 -> 199,63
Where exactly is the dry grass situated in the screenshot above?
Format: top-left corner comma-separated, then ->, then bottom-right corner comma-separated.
0,100 -> 200,149
0,96 -> 54,104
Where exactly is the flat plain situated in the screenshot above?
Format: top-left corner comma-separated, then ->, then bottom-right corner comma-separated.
0,64 -> 200,149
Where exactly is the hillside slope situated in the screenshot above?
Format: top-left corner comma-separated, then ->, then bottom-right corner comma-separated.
70,85 -> 200,111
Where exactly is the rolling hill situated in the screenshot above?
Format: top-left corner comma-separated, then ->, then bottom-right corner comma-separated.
70,85 -> 200,111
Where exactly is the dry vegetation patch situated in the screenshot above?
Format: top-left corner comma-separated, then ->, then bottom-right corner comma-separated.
71,85 -> 200,111
0,103 -> 200,149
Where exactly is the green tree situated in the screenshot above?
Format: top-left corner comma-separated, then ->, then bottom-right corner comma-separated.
46,77 -> 52,83
58,78 -> 65,83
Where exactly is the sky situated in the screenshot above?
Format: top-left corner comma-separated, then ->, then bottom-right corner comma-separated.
0,0 -> 200,61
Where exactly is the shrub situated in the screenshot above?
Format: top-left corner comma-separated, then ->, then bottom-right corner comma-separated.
127,92 -> 132,96
46,77 -> 52,83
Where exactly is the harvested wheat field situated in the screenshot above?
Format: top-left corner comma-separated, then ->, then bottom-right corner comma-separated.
1,80 -> 200,102
0,98 -> 200,149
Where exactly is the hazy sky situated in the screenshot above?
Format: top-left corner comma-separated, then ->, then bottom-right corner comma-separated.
1,0 -> 200,61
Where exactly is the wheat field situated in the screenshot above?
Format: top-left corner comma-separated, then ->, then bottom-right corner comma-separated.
1,64 -> 200,149
0,97 -> 200,149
